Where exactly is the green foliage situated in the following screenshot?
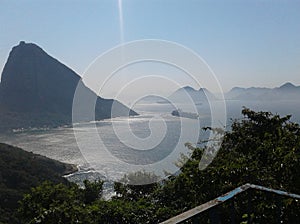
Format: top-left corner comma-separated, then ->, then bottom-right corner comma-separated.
18,181 -> 86,224
83,179 -> 103,204
220,108 -> 300,191
18,180 -> 105,224
17,180 -> 173,224
156,108 -> 300,222
114,170 -> 160,201
0,143 -> 75,223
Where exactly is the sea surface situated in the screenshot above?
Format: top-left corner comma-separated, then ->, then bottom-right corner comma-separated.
0,100 -> 299,188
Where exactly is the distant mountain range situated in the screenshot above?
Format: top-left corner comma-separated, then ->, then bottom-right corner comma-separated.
160,82 -> 300,105
138,95 -> 168,103
0,41 -> 137,131
168,86 -> 216,104
226,82 -> 300,101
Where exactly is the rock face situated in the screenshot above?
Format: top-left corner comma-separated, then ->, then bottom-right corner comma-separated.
1,41 -> 79,113
0,41 -> 137,130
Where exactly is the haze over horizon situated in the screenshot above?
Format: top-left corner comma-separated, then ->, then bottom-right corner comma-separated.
1,0 -> 300,95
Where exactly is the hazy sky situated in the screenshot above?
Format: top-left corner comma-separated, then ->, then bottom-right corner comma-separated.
0,0 -> 300,95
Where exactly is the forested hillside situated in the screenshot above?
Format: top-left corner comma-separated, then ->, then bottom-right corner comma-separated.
0,143 -> 77,223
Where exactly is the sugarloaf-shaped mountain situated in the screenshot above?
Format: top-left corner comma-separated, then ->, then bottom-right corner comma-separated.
0,41 -> 137,131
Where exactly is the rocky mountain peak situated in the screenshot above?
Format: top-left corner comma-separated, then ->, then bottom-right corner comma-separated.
0,41 -> 136,130
279,82 -> 296,89
0,41 -> 80,112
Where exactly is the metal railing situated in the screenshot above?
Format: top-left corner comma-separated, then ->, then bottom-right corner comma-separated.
160,183 -> 300,224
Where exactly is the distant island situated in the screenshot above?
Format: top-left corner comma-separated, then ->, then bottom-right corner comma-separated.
171,109 -> 199,119
0,41 -> 137,132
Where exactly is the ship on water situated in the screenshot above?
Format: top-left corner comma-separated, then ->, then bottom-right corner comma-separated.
171,109 -> 199,119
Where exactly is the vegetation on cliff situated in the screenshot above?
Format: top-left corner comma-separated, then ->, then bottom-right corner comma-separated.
0,143 -> 77,223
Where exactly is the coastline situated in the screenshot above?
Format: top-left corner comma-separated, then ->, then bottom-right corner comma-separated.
63,163 -> 79,176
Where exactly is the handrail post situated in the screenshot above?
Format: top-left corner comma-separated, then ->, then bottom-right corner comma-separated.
209,206 -> 220,224
191,215 -> 200,224
230,199 -> 236,224
276,196 -> 282,224
247,189 -> 252,224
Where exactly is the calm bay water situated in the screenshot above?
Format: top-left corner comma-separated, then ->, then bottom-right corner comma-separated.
0,100 -> 299,185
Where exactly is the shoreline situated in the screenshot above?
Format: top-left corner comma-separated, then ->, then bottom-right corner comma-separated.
63,163 -> 79,176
